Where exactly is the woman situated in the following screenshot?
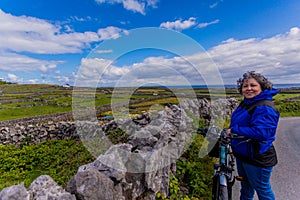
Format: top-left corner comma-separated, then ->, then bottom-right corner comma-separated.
226,71 -> 280,200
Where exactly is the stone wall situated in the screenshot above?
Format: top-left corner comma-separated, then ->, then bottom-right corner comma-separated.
0,98 -> 238,200
0,112 -> 77,146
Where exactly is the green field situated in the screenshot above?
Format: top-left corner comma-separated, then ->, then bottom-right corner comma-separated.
1,83 -> 300,199
0,140 -> 94,190
1,83 -> 300,121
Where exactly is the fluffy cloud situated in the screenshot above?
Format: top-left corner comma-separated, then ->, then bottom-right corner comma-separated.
0,9 -> 127,84
0,10 -> 99,54
0,9 -> 126,54
75,27 -> 300,86
98,26 -> 129,40
209,27 -> 300,84
76,52 -> 217,87
2,7 -> 300,86
95,0 -> 159,15
160,17 -> 197,31
0,52 -> 60,72
7,73 -> 22,83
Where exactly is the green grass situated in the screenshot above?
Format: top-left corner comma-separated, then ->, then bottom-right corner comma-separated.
175,133 -> 215,199
276,101 -> 300,117
0,105 -> 71,121
274,93 -> 300,101
279,112 -> 300,117
1,83 -> 300,122
1,83 -> 300,198
0,140 -> 94,190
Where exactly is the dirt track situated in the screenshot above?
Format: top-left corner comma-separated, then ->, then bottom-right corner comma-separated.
232,117 -> 300,200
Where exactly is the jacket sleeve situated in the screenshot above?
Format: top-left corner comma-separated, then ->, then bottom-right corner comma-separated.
232,106 -> 279,141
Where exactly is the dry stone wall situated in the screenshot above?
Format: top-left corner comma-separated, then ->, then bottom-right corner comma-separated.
0,112 -> 77,146
0,98 -> 238,200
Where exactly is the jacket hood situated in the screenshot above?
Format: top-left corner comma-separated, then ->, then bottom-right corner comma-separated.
243,88 -> 278,104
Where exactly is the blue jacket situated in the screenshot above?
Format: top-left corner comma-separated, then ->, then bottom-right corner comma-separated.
230,89 -> 280,166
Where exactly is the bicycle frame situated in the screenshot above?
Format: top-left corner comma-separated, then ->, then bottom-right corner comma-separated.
212,129 -> 236,200
198,127 -> 246,200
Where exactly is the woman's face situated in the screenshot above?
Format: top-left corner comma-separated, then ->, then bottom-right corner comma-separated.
242,78 -> 262,99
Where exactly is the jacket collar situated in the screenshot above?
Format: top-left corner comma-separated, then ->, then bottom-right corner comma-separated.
243,88 -> 278,105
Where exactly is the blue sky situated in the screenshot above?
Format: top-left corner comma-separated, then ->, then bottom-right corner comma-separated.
0,0 -> 300,86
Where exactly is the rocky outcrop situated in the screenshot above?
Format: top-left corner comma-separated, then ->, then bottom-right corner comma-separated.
0,98 -> 238,200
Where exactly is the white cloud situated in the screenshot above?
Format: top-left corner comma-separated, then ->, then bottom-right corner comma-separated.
75,52 -> 212,87
0,10 -> 99,54
0,52 -> 60,72
7,73 -> 22,83
209,2 -> 218,8
160,18 -> 220,31
0,9 -> 126,54
96,49 -> 113,54
75,57 -> 131,86
95,0 -> 159,15
54,75 -> 70,83
288,27 -> 299,37
28,79 -> 39,84
197,19 -> 220,28
146,0 -> 159,8
75,27 -> 300,86
209,27 -> 300,84
160,17 -> 197,31
2,4 -> 299,86
123,0 -> 146,15
0,9 -> 129,84
97,26 -> 128,40
71,16 -> 88,22
209,0 -> 223,8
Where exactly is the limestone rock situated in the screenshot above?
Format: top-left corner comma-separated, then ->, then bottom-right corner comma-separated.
0,183 -> 29,200
28,175 -> 76,200
66,168 -> 124,200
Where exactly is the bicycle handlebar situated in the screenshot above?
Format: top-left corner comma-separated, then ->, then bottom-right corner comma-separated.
228,133 -> 247,140
196,126 -> 247,140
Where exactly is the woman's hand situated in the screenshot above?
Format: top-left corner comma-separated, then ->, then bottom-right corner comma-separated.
226,128 -> 231,136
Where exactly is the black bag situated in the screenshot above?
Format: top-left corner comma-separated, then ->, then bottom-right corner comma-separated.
208,140 -> 220,158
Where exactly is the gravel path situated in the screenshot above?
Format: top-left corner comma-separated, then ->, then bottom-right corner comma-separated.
232,117 -> 300,200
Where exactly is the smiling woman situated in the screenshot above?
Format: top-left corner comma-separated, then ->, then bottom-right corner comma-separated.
228,71 -> 280,200
241,78 -> 262,99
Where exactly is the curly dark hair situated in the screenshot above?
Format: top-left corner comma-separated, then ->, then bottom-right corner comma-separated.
237,71 -> 273,94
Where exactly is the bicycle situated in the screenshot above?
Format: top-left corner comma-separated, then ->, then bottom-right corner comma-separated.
197,126 -> 246,200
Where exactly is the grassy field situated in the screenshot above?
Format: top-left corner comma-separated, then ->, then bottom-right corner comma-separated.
1,83 -> 300,198
1,83 -> 300,121
0,140 -> 94,190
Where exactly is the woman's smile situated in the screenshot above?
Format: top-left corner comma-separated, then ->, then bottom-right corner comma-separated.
242,78 -> 262,99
